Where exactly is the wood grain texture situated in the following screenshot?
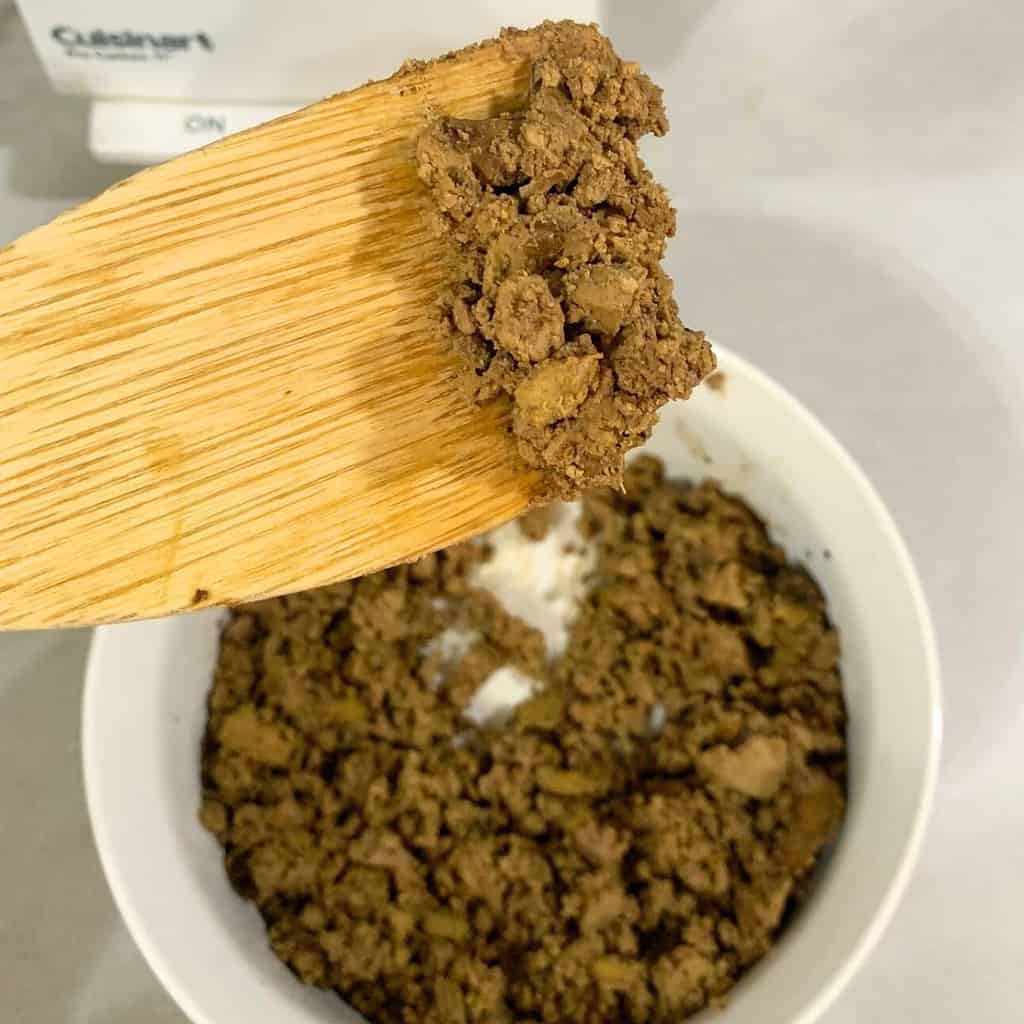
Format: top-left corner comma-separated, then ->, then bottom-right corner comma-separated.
0,39 -> 543,629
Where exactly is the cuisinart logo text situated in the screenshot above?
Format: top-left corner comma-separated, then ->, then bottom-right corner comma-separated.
50,26 -> 214,61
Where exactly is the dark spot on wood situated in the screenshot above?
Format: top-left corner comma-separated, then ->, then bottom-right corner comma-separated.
191,588 -> 210,605
145,434 -> 185,473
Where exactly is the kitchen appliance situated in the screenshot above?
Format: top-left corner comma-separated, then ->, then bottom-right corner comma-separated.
14,0 -> 598,163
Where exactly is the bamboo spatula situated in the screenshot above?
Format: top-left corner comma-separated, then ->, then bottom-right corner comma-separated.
0,35 -> 547,630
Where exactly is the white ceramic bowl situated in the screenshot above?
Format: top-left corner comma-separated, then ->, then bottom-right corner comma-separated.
83,345 -> 941,1024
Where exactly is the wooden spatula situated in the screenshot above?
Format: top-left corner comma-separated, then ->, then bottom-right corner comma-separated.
0,34 -> 547,629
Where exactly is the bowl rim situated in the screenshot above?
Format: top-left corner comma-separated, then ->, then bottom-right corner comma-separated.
82,342 -> 942,1024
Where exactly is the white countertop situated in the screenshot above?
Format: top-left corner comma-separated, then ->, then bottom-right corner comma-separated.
2,1 -> 1022,1021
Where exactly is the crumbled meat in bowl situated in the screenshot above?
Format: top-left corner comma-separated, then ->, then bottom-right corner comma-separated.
200,455 -> 846,1024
